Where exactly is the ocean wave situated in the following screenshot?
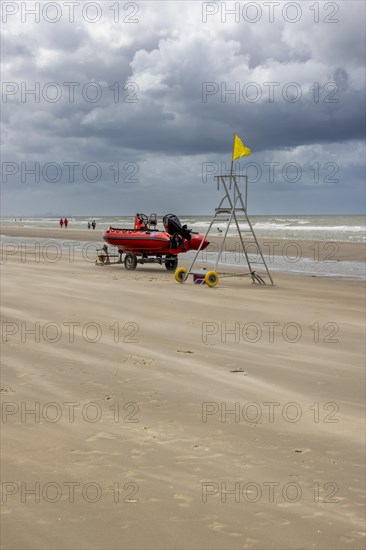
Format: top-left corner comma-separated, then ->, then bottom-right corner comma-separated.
185,220 -> 365,232
254,225 -> 365,232
2,216 -> 364,242
273,218 -> 310,224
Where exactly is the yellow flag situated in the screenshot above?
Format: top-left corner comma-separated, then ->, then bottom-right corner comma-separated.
232,134 -> 251,160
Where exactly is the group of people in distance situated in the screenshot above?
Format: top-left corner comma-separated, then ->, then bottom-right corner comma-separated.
58,218 -> 96,230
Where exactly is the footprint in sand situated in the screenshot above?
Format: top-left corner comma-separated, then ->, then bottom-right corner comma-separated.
177,350 -> 195,354
229,368 -> 248,374
122,355 -> 156,368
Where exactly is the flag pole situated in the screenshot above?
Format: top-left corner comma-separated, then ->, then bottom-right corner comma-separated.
230,133 -> 235,190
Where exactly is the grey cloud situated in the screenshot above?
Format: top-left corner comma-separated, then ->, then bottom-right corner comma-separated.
1,0 -> 365,215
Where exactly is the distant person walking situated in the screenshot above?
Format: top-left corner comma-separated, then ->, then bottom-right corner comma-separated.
59,217 -> 64,228
88,221 -> 91,229
92,219 -> 96,230
64,217 -> 68,228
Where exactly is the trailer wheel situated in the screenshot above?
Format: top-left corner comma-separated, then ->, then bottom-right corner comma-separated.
174,267 -> 188,283
165,256 -> 178,271
204,271 -> 219,287
124,253 -> 137,270
98,254 -> 108,264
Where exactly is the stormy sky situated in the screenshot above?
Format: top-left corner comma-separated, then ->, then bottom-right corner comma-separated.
1,0 -> 365,216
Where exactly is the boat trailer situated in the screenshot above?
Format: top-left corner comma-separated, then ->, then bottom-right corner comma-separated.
96,244 -> 178,271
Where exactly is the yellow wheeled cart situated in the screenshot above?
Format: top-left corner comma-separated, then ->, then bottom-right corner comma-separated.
174,268 -> 219,287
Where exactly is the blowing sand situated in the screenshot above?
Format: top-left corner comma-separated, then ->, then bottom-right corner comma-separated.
1,229 -> 365,549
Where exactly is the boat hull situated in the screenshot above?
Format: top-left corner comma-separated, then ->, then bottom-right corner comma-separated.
103,227 -> 209,255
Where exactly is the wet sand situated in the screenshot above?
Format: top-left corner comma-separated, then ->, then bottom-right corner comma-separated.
1,225 -> 365,262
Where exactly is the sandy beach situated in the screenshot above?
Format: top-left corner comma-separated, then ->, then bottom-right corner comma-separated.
1,225 -> 365,262
1,227 -> 365,549
2,0 -> 365,545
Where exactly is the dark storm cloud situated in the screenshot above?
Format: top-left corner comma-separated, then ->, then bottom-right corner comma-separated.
1,0 -> 365,214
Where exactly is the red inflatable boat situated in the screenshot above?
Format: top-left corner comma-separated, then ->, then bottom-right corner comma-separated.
103,213 -> 209,270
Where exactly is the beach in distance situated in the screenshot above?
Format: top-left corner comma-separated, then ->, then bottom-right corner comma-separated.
1,224 -> 365,262
1,218 -> 365,549
1,218 -> 365,280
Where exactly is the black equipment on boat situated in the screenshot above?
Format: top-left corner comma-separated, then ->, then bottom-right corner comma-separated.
163,214 -> 192,240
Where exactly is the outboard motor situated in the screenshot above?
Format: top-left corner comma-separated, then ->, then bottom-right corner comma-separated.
163,214 -> 192,240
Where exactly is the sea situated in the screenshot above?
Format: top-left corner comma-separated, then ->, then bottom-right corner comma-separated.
2,215 -> 365,242
1,215 -> 365,280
